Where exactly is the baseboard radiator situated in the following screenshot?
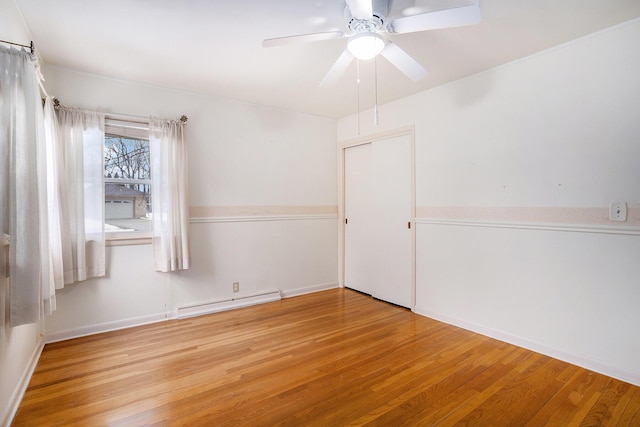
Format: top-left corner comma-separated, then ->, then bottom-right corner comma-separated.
176,289 -> 281,319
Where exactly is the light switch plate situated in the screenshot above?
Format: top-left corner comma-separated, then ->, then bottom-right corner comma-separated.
609,202 -> 627,222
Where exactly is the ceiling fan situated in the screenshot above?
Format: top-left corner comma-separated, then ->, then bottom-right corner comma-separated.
262,0 -> 481,87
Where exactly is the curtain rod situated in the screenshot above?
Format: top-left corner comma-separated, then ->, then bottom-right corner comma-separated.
39,80 -> 49,99
53,99 -> 188,123
0,39 -> 34,53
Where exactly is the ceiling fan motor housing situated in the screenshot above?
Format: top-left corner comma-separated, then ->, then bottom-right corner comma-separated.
345,0 -> 389,33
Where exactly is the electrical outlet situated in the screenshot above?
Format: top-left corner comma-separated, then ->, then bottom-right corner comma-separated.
233,282 -> 239,293
609,202 -> 627,222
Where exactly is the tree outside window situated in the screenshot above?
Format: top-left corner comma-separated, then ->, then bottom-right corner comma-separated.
104,135 -> 152,233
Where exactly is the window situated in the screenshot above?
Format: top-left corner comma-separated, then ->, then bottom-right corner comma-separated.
104,118 -> 152,237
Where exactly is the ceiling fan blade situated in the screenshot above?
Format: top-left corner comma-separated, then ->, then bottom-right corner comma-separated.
390,4 -> 481,34
345,0 -> 373,19
380,42 -> 428,81
262,31 -> 344,48
320,49 -> 354,88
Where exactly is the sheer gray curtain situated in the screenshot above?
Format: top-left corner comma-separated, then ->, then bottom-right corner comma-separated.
0,46 -> 54,326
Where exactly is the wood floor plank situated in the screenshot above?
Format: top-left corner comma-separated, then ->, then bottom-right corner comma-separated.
582,378 -> 632,426
12,288 -> 640,426
616,387 -> 640,427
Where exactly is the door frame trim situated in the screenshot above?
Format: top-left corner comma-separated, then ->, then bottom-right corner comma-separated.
338,126 -> 416,311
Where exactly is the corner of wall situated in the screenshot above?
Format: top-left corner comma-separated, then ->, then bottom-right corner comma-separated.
1,334 -> 44,427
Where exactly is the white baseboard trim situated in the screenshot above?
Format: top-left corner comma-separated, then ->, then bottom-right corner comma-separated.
176,289 -> 282,319
44,312 -> 170,344
3,335 -> 44,427
280,282 -> 339,298
175,283 -> 339,318
414,306 -> 640,387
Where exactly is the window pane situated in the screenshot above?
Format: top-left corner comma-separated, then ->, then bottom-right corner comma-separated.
105,182 -> 151,233
104,135 -> 150,180
104,135 -> 152,234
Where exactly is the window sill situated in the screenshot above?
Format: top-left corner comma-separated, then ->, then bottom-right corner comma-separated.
106,232 -> 152,246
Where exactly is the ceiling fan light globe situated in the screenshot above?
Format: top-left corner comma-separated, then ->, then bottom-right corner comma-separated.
347,32 -> 385,60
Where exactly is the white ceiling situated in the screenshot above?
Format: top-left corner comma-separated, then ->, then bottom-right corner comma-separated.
15,0 -> 640,119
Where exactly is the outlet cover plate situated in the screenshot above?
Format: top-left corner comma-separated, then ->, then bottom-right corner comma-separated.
609,202 -> 627,222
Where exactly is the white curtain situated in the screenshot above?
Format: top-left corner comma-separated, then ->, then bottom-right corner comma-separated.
56,107 -> 106,281
43,98 -> 73,288
0,46 -> 54,326
149,117 -> 190,272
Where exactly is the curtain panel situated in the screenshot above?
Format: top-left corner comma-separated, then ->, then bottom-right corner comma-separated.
149,117 -> 190,272
44,98 -> 72,288
55,107 -> 106,282
0,46 -> 54,326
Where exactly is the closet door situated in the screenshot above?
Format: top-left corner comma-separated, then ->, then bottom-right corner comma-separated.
370,135 -> 412,308
344,143 -> 373,295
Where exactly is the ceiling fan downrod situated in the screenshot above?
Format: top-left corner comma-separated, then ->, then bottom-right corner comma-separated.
344,0 -> 388,34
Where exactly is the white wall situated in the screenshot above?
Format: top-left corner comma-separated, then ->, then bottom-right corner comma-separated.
0,1 -> 45,424
41,66 -> 338,338
338,18 -> 640,385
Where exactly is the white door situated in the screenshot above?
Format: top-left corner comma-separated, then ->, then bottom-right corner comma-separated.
344,143 -> 373,295
370,135 -> 412,308
343,134 -> 413,308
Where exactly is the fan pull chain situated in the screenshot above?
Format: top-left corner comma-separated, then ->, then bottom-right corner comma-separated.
374,57 -> 379,126
357,59 -> 361,135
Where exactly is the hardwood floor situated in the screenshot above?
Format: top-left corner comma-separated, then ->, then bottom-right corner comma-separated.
13,288 -> 640,426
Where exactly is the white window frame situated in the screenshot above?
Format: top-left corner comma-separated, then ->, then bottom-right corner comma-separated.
104,117 -> 153,245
